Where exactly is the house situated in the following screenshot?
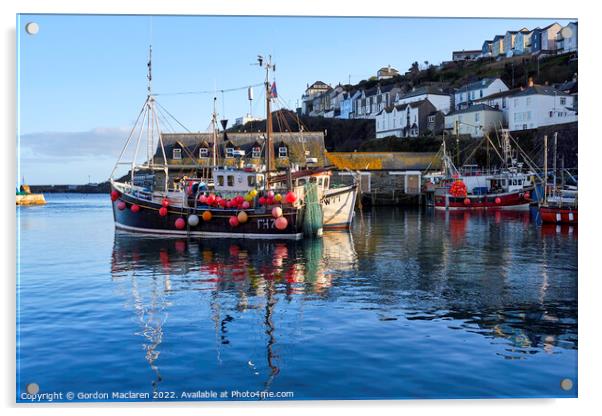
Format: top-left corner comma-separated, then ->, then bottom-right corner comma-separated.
338,89 -> 361,119
426,110 -> 445,136
557,21 -> 578,53
354,84 -> 401,119
481,40 -> 493,58
301,81 -> 332,115
531,23 -> 562,55
492,35 -> 505,58
154,131 -> 326,185
473,87 -> 522,125
323,85 -> 347,118
504,28 -> 529,57
507,83 -> 577,131
445,104 -> 504,138
394,85 -> 451,114
375,99 -> 437,139
452,50 -> 481,61
454,78 -> 509,110
513,29 -> 534,56
377,65 -> 399,80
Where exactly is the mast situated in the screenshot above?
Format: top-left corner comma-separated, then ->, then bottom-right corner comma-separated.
257,55 -> 276,188
212,97 -> 218,168
553,132 -> 558,197
543,135 -> 548,204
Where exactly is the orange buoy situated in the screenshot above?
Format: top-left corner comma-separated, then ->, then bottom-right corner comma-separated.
237,211 -> 248,224
202,210 -> 212,221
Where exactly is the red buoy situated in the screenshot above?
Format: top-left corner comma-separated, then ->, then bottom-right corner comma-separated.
161,198 -> 170,208
495,197 -> 501,204
175,218 -> 186,230
464,198 -> 471,205
159,207 -> 168,217
524,192 -> 530,200
110,190 -> 120,201
117,201 -> 126,210
229,216 -> 239,227
130,204 -> 140,213
285,192 -> 297,204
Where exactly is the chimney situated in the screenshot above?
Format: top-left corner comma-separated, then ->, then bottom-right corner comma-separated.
528,77 -> 534,87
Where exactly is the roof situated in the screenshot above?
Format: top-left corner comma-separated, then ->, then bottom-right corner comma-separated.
381,98 -> 435,114
493,35 -> 504,41
456,78 -> 501,92
399,85 -> 448,100
326,152 -> 441,171
446,104 -> 502,116
512,84 -> 571,97
363,83 -> 399,97
157,132 -> 326,165
452,50 -> 481,54
475,87 -> 523,101
308,81 -> 329,89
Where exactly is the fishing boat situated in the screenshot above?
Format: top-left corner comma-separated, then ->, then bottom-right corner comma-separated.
109,50 -> 321,240
433,131 -> 535,210
538,133 -> 578,225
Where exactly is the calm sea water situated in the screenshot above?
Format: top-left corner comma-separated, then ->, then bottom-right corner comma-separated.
16,194 -> 577,401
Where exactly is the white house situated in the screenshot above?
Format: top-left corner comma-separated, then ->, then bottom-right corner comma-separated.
375,99 -> 438,139
507,84 -> 577,131
301,81 -> 332,116
323,85 -> 347,118
395,86 -> 451,114
445,104 -> 505,138
513,29 -> 533,56
338,90 -> 361,119
473,88 -> 521,126
454,78 -> 509,110
377,65 -> 399,80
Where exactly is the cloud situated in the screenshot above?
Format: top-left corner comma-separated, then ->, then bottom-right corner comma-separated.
19,127 -> 130,159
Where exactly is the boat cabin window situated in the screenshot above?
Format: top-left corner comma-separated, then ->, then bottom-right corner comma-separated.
217,175 -> 224,186
227,175 -> 234,187
324,177 -> 329,188
173,148 -> 182,160
297,178 -> 307,186
226,148 -> 234,158
252,146 -> 261,158
199,148 -> 209,158
278,146 -> 288,158
309,177 -> 317,183
318,177 -> 323,187
247,176 -> 256,187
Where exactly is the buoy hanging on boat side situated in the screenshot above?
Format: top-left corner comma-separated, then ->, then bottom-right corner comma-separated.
237,211 -> 248,224
199,194 -> 207,204
275,216 -> 288,230
524,192 -> 530,200
117,201 -> 126,210
285,192 -> 297,204
188,214 -> 200,226
159,207 -> 168,217
275,193 -> 282,203
110,190 -> 120,201
131,204 -> 140,213
229,216 -> 239,227
242,201 -> 250,209
272,206 -> 283,218
202,211 -> 212,221
464,198 -> 471,205
495,197 -> 501,204
161,198 -> 170,208
175,218 -> 186,230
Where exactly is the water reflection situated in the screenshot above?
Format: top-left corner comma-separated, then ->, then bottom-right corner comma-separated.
109,207 -> 577,393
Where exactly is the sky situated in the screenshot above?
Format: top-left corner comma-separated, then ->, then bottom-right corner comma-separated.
17,14 -> 574,184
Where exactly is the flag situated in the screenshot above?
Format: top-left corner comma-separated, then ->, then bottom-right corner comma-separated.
270,82 -> 278,98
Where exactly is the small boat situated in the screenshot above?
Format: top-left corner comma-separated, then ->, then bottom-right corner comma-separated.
432,132 -> 535,211
16,185 -> 46,206
538,133 -> 577,225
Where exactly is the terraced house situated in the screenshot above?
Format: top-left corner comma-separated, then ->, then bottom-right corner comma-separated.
354,84 -> 401,119
375,99 -> 440,139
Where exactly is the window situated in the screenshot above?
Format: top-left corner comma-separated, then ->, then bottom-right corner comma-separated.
560,97 -> 566,105
514,98 -> 519,107
172,148 -> 182,160
199,148 -> 209,158
217,175 -> 224,186
428,115 -> 435,123
526,97 -> 532,106
480,89 -> 483,98
278,146 -> 288,158
475,112 -> 480,122
247,176 -> 256,187
227,175 -> 234,187
226,147 -> 234,158
252,146 -> 261,158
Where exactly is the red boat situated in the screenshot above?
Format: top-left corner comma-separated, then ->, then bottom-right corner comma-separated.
540,206 -> 578,224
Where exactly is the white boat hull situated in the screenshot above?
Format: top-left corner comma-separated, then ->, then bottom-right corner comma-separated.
321,185 -> 357,229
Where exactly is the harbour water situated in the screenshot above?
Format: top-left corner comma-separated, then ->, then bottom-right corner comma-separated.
17,194 -> 577,401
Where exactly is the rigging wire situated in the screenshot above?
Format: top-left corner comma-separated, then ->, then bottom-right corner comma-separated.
153,82 -> 264,97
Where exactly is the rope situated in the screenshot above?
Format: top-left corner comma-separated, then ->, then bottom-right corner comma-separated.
153,82 -> 263,97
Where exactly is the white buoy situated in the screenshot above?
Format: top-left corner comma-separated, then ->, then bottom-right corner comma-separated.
188,214 -> 200,226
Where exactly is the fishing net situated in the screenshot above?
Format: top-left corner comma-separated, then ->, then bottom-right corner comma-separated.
303,182 -> 323,237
